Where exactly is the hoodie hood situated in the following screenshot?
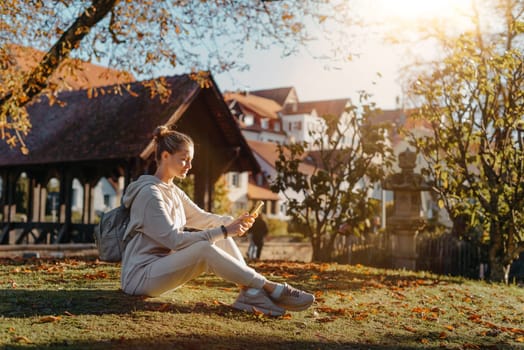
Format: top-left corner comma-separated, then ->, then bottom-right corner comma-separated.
122,175 -> 164,209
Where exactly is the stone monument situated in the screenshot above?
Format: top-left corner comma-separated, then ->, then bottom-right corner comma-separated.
383,148 -> 432,269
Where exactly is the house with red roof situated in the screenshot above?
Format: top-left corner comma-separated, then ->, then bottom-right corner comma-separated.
224,87 -> 443,227
223,87 -> 356,220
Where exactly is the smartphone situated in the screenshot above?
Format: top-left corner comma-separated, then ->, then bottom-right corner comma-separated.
250,201 -> 264,216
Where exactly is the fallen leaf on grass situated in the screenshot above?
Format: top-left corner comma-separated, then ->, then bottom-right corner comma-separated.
439,332 -> 447,339
39,316 -> 61,323
509,328 -> 524,335
318,263 -> 330,272
468,313 -> 482,322
83,271 -> 108,280
280,272 -> 297,278
152,303 -> 171,312
403,325 -> 417,333
515,336 -> 524,343
391,291 -> 406,300
411,307 -> 429,313
444,325 -> 454,331
13,336 -> 33,344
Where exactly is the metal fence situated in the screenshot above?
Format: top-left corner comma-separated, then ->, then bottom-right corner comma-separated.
337,231 -> 523,282
415,233 -> 485,279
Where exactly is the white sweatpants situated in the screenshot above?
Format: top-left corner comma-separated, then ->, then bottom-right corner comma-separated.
134,237 -> 267,297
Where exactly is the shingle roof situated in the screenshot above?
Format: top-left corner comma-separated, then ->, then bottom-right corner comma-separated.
283,99 -> 349,117
0,74 -> 259,174
250,87 -> 296,106
247,182 -> 279,200
223,92 -> 282,119
247,139 -> 315,176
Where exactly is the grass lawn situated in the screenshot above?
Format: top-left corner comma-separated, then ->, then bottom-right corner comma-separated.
1,257 -> 523,349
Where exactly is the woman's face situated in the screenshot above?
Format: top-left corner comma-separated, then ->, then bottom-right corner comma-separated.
165,143 -> 194,179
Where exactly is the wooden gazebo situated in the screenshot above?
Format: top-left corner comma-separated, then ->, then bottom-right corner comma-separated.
0,74 -> 259,245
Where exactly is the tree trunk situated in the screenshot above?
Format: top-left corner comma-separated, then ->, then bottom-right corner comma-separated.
311,234 -> 337,262
311,233 -> 333,262
312,247 -> 332,262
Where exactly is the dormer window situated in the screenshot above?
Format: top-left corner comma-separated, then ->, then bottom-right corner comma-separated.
260,118 -> 269,129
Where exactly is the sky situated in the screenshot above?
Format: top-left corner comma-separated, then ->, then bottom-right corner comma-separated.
210,0 -> 474,111
214,39 -> 405,110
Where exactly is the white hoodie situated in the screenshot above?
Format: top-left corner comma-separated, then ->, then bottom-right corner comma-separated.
120,175 -> 233,294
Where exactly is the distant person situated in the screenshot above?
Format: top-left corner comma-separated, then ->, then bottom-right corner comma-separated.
249,214 -> 269,260
120,125 -> 314,316
246,231 -> 256,260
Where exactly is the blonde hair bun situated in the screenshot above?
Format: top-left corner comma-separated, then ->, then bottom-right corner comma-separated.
153,125 -> 170,142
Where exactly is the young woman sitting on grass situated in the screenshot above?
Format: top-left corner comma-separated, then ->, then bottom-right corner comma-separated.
120,125 -> 314,316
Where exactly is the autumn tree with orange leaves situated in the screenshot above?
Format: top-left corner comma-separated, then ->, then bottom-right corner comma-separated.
0,0 -> 363,153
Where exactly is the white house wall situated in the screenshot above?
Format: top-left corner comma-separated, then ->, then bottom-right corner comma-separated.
226,172 -> 249,214
281,113 -> 327,148
71,177 -> 118,216
251,152 -> 290,221
336,111 -> 359,149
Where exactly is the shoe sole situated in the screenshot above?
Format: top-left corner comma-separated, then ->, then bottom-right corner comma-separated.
231,301 -> 285,317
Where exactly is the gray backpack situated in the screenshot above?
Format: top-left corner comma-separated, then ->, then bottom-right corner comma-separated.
94,204 -> 134,262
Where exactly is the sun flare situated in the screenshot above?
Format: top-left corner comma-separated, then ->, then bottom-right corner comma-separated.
369,0 -> 473,23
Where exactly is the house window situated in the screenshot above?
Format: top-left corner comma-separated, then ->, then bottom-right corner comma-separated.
293,121 -> 302,131
103,194 -> 110,208
280,202 -> 287,215
288,122 -> 292,132
230,172 -> 240,188
271,201 -> 278,215
256,173 -> 264,186
260,118 -> 269,129
274,122 -> 280,132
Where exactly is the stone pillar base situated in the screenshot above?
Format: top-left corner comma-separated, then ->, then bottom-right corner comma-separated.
390,230 -> 418,270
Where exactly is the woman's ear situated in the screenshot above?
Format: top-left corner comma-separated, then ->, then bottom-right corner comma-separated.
161,150 -> 170,161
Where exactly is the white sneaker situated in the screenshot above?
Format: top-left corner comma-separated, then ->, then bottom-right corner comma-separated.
270,283 -> 315,311
232,289 -> 285,316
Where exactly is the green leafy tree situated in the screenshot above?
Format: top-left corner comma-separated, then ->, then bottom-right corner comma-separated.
0,0 -> 362,152
406,0 -> 524,282
271,97 -> 393,261
212,176 -> 232,215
